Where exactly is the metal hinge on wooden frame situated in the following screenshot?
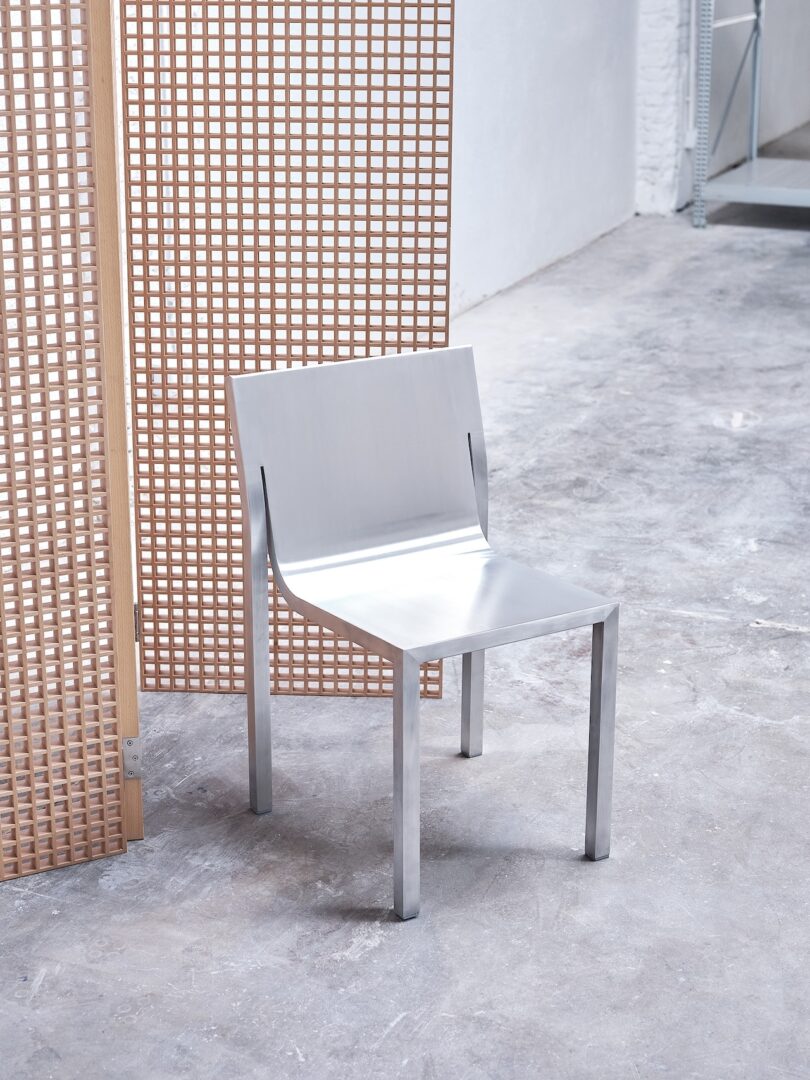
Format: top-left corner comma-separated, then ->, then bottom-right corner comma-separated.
133,602 -> 140,643
122,737 -> 143,780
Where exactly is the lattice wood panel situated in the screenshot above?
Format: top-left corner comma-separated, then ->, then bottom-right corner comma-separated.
0,0 -> 138,880
121,1 -> 453,695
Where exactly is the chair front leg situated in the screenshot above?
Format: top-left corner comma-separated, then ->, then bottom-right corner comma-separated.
586,607 -> 619,860
246,511 -> 272,815
461,650 -> 484,757
393,652 -> 421,919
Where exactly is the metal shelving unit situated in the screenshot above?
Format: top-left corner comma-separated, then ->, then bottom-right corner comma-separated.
693,0 -> 810,225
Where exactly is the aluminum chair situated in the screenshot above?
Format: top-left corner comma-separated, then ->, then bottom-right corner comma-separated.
226,346 -> 619,920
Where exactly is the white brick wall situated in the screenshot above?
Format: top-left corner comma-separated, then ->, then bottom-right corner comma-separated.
636,0 -> 692,215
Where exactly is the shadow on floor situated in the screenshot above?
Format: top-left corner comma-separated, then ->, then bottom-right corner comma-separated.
706,202 -> 810,230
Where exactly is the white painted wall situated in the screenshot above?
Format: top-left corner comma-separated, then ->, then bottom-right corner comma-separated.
450,2 -> 810,310
636,0 -> 810,212
450,1 -> 638,315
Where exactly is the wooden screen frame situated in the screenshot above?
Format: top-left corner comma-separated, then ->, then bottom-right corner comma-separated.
0,0 -> 141,882
90,0 -> 141,840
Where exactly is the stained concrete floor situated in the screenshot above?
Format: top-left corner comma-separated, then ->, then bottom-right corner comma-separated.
3,212 -> 810,1080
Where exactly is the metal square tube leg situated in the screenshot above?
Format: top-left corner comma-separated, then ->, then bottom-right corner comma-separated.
586,608 -> 618,860
393,653 -> 421,919
461,650 -> 484,757
246,511 -> 273,815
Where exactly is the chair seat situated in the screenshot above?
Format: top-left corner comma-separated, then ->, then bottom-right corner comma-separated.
282,531 -> 615,662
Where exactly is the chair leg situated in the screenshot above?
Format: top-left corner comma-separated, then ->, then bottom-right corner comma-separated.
586,607 -> 619,860
246,517 -> 272,815
461,650 -> 484,757
248,656 -> 273,815
393,653 -> 420,920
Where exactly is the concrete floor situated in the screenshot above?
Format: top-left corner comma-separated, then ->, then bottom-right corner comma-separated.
3,212 -> 810,1080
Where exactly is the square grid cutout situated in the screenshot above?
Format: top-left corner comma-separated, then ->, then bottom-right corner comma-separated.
0,0 -> 124,879
122,2 -> 453,695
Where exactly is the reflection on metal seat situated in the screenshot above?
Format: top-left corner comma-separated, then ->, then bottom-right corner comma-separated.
227,346 -> 619,920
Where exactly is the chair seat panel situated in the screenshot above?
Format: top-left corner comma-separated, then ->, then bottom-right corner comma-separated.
283,536 -> 614,659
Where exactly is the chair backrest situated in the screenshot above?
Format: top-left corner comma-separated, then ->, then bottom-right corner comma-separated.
226,346 -> 486,577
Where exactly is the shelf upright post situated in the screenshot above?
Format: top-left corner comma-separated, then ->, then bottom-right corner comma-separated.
693,0 -> 715,227
749,0 -> 764,161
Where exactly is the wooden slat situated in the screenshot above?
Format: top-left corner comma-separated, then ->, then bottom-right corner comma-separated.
89,0 -> 142,839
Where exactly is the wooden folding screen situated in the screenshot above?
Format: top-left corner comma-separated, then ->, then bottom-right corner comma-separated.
120,2 -> 454,697
0,0 -> 140,881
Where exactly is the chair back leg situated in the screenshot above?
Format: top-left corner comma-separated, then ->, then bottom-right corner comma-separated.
393,653 -> 421,919
585,607 -> 619,859
461,650 -> 485,758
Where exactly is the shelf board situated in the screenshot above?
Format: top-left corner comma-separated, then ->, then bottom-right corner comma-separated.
705,157 -> 810,209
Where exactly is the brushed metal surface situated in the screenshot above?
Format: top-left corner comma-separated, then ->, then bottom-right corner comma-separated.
393,653 -> 421,920
227,346 -> 619,918
586,608 -> 619,861
461,650 -> 485,759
